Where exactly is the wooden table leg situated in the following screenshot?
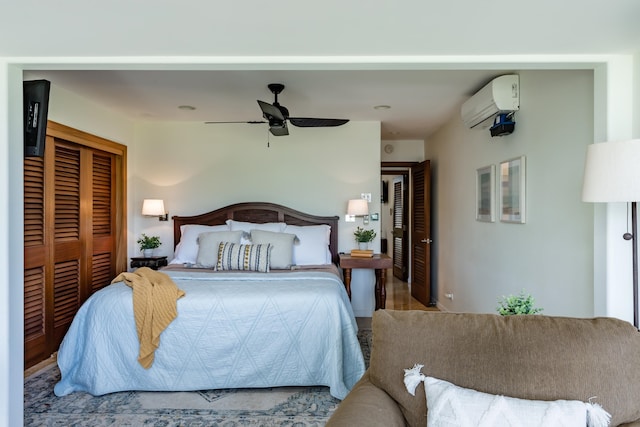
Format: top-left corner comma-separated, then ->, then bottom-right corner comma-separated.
375,268 -> 387,310
343,267 -> 352,299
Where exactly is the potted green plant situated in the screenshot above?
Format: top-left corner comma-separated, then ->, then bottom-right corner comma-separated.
137,233 -> 161,257
496,290 -> 543,315
353,227 -> 376,250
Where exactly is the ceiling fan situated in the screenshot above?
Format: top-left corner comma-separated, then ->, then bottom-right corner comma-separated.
205,83 -> 349,136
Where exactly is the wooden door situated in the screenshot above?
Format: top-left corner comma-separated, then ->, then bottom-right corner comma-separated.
23,154 -> 47,366
24,121 -> 126,369
410,160 -> 431,306
392,178 -> 408,281
50,141 -> 84,346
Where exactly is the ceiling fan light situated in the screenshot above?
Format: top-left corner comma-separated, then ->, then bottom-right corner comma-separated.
268,118 -> 285,128
269,124 -> 289,136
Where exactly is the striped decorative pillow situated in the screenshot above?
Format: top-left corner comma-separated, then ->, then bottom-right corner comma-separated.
217,242 -> 272,272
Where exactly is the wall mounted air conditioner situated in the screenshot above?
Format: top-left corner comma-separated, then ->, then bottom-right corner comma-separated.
461,74 -> 519,129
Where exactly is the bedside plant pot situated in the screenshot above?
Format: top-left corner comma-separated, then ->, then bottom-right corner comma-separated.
143,249 -> 154,257
358,242 -> 368,250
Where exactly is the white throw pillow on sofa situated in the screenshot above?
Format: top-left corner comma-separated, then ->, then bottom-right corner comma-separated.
425,376 -> 591,427
402,364 -> 611,427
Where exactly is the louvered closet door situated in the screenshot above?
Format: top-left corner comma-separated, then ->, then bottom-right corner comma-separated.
392,179 -> 408,281
51,141 -> 83,344
90,152 -> 116,293
24,155 -> 47,367
24,122 -> 124,369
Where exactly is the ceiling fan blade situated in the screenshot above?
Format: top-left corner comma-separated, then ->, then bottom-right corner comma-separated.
257,100 -> 285,122
204,120 -> 266,124
289,118 -> 349,128
269,122 -> 289,136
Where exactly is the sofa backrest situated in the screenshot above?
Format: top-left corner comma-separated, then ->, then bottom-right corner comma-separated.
369,310 -> 640,427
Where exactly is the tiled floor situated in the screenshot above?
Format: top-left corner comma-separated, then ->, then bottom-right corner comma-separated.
384,272 -> 437,311
356,271 -> 438,329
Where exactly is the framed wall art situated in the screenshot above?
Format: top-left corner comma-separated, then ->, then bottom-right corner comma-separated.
476,164 -> 495,222
499,156 -> 526,223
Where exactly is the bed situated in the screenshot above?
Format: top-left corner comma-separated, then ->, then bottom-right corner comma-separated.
54,202 -> 365,400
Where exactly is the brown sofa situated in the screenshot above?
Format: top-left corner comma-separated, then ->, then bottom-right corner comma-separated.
327,310 -> 640,427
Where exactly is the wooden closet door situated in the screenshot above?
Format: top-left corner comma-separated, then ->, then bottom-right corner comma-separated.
24,122 -> 126,369
411,160 -> 432,307
24,154 -> 47,367
90,151 -> 117,293
392,178 -> 408,281
50,141 -> 84,345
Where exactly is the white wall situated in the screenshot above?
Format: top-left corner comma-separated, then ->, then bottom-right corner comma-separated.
426,70 -> 595,317
0,62 -> 23,427
45,84 -> 135,145
381,139 -> 424,162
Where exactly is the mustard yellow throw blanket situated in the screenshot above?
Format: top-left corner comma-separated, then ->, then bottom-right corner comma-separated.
112,267 -> 185,369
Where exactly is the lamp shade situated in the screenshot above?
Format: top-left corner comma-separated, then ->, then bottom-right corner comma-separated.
582,139 -> 640,203
142,199 -> 165,216
347,199 -> 369,216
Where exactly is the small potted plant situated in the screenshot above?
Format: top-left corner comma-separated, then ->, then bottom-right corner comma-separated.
137,233 -> 161,257
496,290 -> 543,316
353,226 -> 376,250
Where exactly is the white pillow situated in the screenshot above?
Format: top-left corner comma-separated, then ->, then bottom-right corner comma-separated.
250,229 -> 296,269
171,224 -> 229,264
424,376 -> 610,427
195,230 -> 244,268
283,224 -> 331,265
402,364 -> 611,427
226,219 -> 286,233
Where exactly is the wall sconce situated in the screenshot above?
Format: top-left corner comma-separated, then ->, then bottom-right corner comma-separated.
347,198 -> 369,224
142,199 -> 168,221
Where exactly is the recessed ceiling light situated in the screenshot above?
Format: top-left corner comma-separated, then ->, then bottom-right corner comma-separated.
374,105 -> 391,110
178,105 -> 196,111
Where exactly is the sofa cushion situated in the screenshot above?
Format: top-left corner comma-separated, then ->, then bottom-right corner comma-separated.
369,310 -> 640,427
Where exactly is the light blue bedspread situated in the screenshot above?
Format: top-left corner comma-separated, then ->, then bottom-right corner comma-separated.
54,269 -> 365,399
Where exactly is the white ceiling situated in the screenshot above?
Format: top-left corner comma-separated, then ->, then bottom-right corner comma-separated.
11,0 -> 640,140
23,69 -> 510,139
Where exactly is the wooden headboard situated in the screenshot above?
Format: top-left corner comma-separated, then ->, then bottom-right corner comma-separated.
172,202 -> 340,264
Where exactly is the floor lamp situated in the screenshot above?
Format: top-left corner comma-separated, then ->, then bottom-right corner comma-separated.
582,139 -> 640,329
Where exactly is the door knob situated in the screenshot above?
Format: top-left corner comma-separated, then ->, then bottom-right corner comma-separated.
421,239 -> 433,244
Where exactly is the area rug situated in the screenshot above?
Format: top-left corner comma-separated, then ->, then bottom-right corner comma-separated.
24,328 -> 371,426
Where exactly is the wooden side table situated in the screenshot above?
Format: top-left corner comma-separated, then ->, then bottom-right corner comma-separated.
130,256 -> 168,271
339,253 -> 393,310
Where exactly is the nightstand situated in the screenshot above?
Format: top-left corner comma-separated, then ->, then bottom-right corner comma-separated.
130,256 -> 168,271
339,253 -> 392,310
